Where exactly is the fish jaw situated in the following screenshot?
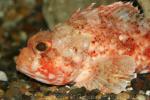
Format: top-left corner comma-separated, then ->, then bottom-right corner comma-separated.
16,47 -> 53,83
16,47 -> 46,83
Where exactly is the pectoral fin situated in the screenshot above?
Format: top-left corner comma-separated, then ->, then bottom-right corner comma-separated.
74,55 -> 136,94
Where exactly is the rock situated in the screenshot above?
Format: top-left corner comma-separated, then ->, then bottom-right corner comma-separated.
85,89 -> 100,100
0,71 -> 8,81
34,92 -> 44,98
0,81 -> 9,91
136,94 -> 146,100
39,86 -> 52,96
42,95 -> 57,100
69,87 -> 86,96
68,87 -> 86,99
116,92 -> 130,100
101,93 -> 116,100
49,86 -> 58,92
0,0 -> 36,29
57,86 -> 70,94
131,78 -> 145,91
3,81 -> 30,100
21,94 -> 32,100
145,90 -> 150,96
0,89 -> 4,98
131,73 -> 150,91
95,93 -> 103,100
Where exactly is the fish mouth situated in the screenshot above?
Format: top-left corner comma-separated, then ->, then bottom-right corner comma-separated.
17,67 -> 35,78
17,66 -> 51,84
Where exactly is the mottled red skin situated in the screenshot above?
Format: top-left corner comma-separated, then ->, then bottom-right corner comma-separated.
38,57 -> 73,84
68,2 -> 150,72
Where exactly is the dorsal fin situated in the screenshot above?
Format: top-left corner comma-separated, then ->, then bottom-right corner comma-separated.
99,2 -> 141,22
68,2 -> 143,29
68,2 -> 150,37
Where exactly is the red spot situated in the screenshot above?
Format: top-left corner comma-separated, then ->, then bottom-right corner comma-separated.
88,51 -> 98,57
144,47 -> 150,58
144,31 -> 150,40
124,38 -> 138,55
36,58 -> 56,77
38,68 -> 49,76
131,78 -> 144,91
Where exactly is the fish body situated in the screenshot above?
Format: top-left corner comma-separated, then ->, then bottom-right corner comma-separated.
16,2 -> 150,94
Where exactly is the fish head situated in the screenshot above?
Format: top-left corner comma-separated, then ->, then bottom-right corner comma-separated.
16,31 -> 77,85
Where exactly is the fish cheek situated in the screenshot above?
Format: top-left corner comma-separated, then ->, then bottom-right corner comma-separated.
38,58 -> 56,77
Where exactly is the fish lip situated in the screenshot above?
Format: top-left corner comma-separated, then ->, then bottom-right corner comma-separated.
17,66 -> 52,84
17,66 -> 35,78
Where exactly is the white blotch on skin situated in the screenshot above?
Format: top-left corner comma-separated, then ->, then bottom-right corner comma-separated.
83,40 -> 90,49
28,58 -> 32,61
119,34 -> 128,42
63,48 -> 75,57
109,44 -> 116,49
35,72 -> 46,78
48,73 -> 56,80
31,55 -> 41,71
73,54 -> 82,63
75,69 -> 91,82
54,57 -> 64,67
81,34 -> 92,50
118,50 -> 124,55
62,65 -> 73,73
99,46 -> 105,52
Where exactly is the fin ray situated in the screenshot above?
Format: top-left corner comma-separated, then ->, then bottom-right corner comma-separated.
74,55 -> 136,94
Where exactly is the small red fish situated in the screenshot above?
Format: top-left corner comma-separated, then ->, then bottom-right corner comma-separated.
16,2 -> 150,94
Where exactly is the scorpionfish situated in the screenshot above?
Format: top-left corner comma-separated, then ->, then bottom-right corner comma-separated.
16,2 -> 150,94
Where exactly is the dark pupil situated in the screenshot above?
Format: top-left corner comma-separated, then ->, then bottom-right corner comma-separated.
36,42 -> 47,51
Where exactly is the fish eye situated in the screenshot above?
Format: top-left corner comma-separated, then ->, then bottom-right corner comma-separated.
35,42 -> 47,52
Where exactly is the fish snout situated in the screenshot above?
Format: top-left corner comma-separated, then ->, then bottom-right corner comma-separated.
16,47 -> 35,71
